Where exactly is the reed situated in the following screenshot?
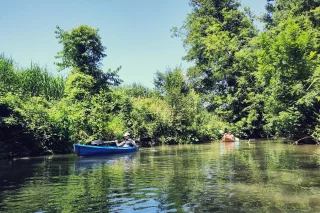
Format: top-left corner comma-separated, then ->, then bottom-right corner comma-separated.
18,64 -> 65,100
0,54 -> 65,100
0,54 -> 16,91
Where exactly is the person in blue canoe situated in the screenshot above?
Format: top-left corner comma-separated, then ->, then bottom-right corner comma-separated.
115,132 -> 138,147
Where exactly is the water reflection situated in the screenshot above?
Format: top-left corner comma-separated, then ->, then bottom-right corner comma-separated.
1,142 -> 320,212
74,152 -> 138,172
219,141 -> 240,155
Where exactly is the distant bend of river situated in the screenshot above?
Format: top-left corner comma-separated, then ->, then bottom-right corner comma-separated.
1,140 -> 320,213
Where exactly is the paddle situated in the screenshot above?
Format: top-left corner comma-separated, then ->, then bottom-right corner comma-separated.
103,140 -> 117,144
91,139 -> 117,146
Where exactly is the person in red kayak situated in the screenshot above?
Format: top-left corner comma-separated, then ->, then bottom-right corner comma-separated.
116,132 -> 138,147
221,131 -> 235,142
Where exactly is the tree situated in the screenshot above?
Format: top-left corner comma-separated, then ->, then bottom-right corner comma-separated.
262,0 -> 320,29
174,0 -> 257,126
154,67 -> 190,116
55,25 -> 121,92
256,15 -> 320,138
55,25 -> 106,74
154,67 -> 221,143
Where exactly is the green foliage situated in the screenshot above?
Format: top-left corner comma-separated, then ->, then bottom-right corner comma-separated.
0,55 -> 68,158
175,0 -> 258,127
18,64 -> 65,100
55,25 -> 122,92
262,0 -> 320,29
171,0 -> 320,139
173,0 -> 262,137
154,67 -> 189,114
3,0 -> 320,160
0,93 -> 59,159
0,54 -> 16,92
3,20 -> 226,159
0,50 -> 127,158
128,97 -> 171,142
4,1 -> 320,161
152,67 -> 224,143
55,25 -> 106,73
64,69 -> 95,101
49,88 -> 132,145
256,15 -> 320,137
114,83 -> 160,98
0,54 -> 65,100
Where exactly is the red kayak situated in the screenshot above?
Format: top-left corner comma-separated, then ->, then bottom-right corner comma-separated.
221,134 -> 235,142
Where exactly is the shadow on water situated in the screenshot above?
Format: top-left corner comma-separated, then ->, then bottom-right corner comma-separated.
0,155 -> 77,190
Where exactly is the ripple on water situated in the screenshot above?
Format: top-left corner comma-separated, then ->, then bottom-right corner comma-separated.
183,203 -> 200,212
107,198 -> 159,213
108,192 -> 130,198
138,187 -> 159,191
2,143 -> 320,212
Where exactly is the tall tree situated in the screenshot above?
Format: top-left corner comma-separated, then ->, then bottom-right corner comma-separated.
174,0 -> 257,123
55,25 -> 121,92
263,0 -> 320,29
55,25 -> 106,74
256,15 -> 320,138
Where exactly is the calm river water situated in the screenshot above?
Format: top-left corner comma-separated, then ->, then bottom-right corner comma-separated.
1,141 -> 320,212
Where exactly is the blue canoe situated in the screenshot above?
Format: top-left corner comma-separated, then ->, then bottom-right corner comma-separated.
73,144 -> 139,157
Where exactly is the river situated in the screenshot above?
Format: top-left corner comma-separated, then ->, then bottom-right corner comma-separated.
1,140 -> 320,212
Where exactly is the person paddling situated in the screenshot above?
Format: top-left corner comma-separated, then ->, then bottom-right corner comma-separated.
116,132 -> 138,147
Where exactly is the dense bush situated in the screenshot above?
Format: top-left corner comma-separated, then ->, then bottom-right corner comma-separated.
0,26 -> 225,159
175,0 -> 320,140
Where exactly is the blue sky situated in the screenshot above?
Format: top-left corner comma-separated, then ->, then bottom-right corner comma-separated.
1,0 -> 266,88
